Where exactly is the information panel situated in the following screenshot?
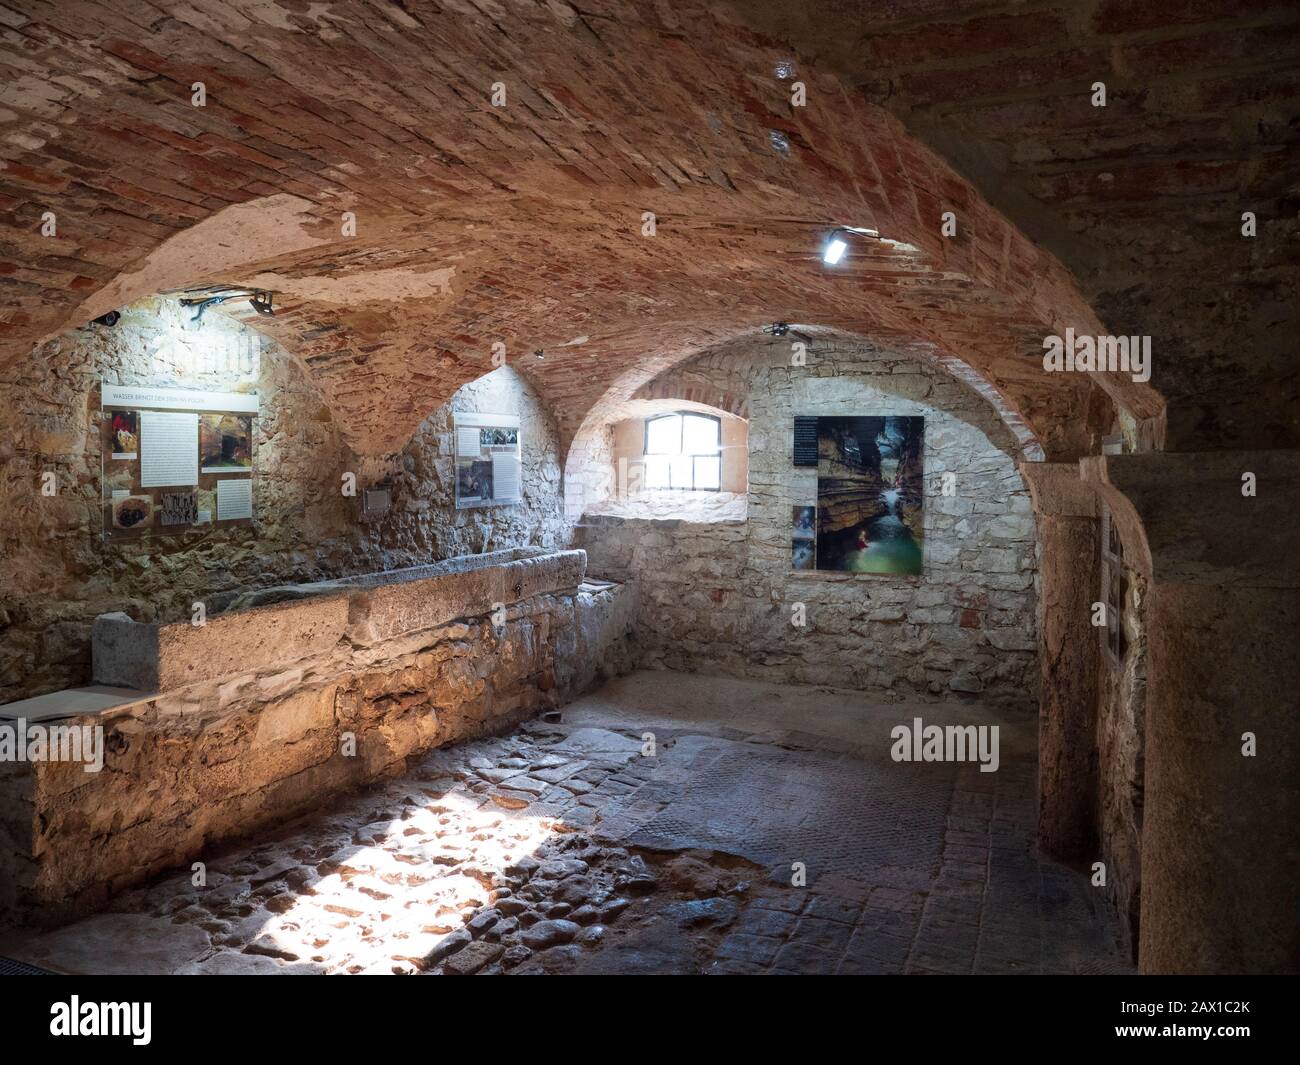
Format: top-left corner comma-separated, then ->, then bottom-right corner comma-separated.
101,379 -> 259,539
453,412 -> 522,509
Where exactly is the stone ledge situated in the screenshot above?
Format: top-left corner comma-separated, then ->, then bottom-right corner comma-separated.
0,686 -> 152,723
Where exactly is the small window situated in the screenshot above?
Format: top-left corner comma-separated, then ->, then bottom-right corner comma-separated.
643,412 -> 721,491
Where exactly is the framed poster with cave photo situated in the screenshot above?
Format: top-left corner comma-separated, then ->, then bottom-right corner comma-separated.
454,412 -> 522,509
99,380 -> 259,540
814,415 -> 924,575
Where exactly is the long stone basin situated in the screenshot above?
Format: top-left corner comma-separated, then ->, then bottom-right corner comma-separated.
92,547 -> 588,692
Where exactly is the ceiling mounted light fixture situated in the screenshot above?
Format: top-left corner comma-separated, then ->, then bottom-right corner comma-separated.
763,321 -> 814,343
179,293 -> 229,324
178,287 -> 277,324
822,230 -> 849,265
821,226 -> 879,266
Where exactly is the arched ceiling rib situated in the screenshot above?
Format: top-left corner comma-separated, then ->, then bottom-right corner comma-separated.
0,0 -> 1166,463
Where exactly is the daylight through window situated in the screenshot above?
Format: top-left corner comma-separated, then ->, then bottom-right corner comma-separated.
642,412 -> 721,490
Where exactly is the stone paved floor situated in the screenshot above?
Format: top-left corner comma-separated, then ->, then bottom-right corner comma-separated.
2,671 -> 1132,975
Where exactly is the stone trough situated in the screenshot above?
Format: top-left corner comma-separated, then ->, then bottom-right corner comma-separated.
0,549 -> 636,923
92,547 -> 588,691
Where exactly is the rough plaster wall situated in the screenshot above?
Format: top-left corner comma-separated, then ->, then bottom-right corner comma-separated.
586,491 -> 748,522
0,301 -> 564,703
577,340 -> 1040,701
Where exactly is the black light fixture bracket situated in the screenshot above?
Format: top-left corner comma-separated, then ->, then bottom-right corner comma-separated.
177,286 -> 277,324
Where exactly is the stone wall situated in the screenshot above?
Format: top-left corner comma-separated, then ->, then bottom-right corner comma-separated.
1096,517 -> 1149,961
0,298 -> 565,703
0,555 -> 636,923
575,338 -> 1039,702
381,368 -> 567,561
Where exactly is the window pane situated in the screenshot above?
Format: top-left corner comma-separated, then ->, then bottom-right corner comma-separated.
669,453 -> 693,489
642,454 -> 670,489
645,415 -> 681,455
694,454 -> 720,490
682,413 -> 719,454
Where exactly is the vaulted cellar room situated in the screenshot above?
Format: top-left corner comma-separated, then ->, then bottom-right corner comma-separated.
0,0 -> 1296,1001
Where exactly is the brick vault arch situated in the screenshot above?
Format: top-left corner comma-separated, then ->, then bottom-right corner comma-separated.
0,0 -> 1162,470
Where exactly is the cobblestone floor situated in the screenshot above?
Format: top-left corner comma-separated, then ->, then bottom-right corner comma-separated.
3,671 -> 1132,975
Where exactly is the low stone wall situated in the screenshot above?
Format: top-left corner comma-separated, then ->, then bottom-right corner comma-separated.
0,552 -> 636,923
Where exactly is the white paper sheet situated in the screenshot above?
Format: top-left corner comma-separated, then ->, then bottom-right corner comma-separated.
456,426 -> 483,457
216,478 -> 253,521
102,381 -> 258,413
140,411 -> 198,487
491,450 -> 520,501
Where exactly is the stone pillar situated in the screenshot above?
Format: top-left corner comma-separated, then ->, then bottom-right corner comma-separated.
1020,462 -> 1100,861
1083,451 -> 1300,974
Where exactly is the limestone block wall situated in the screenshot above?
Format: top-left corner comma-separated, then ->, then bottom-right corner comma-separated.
0,556 -> 635,923
575,339 -> 1039,702
382,368 -> 568,559
0,298 -> 566,703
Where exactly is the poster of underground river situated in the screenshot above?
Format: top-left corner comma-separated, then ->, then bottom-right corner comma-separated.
815,415 -> 924,574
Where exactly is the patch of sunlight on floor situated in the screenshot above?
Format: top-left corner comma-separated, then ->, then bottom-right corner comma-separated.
248,790 -> 559,973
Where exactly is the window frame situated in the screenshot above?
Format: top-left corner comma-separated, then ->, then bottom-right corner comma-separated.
641,411 -> 722,492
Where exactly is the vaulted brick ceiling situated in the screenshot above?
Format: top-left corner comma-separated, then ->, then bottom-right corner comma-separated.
728,0 -> 1300,452
13,0 -> 1281,467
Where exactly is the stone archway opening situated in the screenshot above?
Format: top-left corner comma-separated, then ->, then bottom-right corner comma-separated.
570,327 -> 1045,700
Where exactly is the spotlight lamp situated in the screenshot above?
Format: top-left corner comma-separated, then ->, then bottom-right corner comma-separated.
178,287 -> 277,324
763,322 -> 813,343
822,230 -> 849,265
821,226 -> 878,266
